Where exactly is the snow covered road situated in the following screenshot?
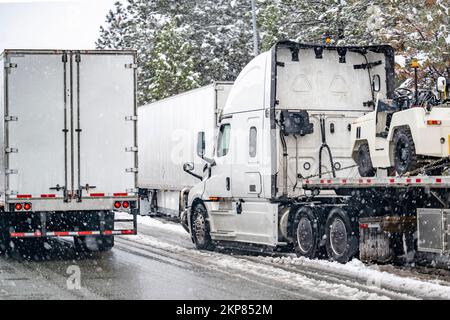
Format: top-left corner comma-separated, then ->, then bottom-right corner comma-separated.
0,215 -> 450,299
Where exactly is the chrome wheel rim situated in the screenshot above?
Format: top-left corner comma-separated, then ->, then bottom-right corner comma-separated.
297,216 -> 313,253
330,217 -> 347,256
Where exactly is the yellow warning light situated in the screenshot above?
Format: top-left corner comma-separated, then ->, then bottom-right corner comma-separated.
411,58 -> 420,68
325,37 -> 332,44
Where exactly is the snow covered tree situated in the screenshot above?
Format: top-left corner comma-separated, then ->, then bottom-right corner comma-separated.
143,19 -> 200,103
96,1 -> 131,49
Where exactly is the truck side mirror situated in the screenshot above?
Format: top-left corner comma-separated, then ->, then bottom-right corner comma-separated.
197,132 -> 205,158
183,162 -> 194,172
437,77 -> 447,93
372,75 -> 381,92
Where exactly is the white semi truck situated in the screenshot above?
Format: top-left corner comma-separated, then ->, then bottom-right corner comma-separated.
0,49 -> 138,252
139,41 -> 450,267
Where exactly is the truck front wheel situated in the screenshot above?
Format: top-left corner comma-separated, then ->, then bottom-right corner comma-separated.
325,208 -> 358,263
191,202 -> 215,251
293,207 -> 324,259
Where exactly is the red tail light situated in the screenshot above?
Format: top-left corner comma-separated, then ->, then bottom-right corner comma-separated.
122,201 -> 130,209
24,203 -> 31,211
15,203 -> 23,211
114,201 -> 121,209
427,120 -> 442,125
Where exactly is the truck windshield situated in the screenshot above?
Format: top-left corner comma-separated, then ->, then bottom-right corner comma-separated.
217,124 -> 231,157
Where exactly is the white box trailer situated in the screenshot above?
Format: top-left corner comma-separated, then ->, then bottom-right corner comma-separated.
0,49 -> 138,251
138,82 -> 233,217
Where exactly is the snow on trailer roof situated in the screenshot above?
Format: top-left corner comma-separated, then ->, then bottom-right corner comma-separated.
302,176 -> 450,189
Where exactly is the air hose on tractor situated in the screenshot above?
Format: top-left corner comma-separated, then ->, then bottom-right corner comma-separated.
318,116 -> 336,178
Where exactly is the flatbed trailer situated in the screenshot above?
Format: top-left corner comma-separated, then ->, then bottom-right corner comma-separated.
300,176 -> 450,266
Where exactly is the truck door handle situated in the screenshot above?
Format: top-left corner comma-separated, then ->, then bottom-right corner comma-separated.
226,177 -> 230,191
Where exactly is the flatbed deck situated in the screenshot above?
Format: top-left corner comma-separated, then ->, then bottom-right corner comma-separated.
302,176 -> 450,189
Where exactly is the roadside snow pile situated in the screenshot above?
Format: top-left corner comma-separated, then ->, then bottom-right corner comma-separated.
137,215 -> 186,235
128,234 -> 392,300
260,256 -> 450,300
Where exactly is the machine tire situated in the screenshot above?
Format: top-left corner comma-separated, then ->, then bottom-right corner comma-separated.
393,128 -> 418,175
356,143 -> 376,177
191,202 -> 215,251
293,207 -> 325,259
325,208 -> 359,263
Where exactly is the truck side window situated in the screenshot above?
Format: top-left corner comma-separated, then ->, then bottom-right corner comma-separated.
217,124 -> 231,157
249,126 -> 257,158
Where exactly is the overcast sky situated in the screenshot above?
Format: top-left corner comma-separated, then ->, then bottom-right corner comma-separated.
0,0 -> 119,51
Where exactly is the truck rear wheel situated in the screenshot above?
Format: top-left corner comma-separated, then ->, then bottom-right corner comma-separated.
325,208 -> 358,263
191,202 -> 215,251
393,128 -> 418,175
293,207 -> 324,259
357,143 -> 376,177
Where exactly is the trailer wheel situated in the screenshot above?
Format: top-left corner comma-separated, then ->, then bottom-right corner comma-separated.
191,202 -> 215,251
393,128 -> 418,175
325,208 -> 358,263
293,207 -> 324,259
0,216 -> 11,254
357,143 -> 376,177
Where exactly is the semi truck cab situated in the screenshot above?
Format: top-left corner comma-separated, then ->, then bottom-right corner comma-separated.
183,41 -> 397,259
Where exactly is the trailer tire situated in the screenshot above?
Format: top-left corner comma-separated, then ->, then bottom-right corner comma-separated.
293,207 -> 324,259
0,216 -> 11,254
325,208 -> 358,263
393,128 -> 418,175
357,143 -> 376,177
191,202 -> 215,251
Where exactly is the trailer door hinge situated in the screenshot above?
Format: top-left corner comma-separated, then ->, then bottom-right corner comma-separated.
354,60 -> 382,70
5,147 -> 18,153
6,169 -> 18,175
5,115 -> 18,121
125,115 -> 138,121
125,63 -> 138,69
126,168 -> 138,173
125,146 -> 138,152
6,190 -> 18,196
4,62 -> 17,69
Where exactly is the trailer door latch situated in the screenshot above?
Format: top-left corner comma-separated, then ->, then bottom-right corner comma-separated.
5,115 -> 18,121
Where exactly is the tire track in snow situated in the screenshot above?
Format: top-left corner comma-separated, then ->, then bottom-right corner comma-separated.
116,235 -> 402,300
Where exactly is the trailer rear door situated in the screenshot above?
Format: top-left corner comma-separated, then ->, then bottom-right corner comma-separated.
74,53 -> 136,199
6,52 -> 67,199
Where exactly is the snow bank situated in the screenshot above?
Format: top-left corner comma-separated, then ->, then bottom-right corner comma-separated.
126,234 -> 392,300
136,215 -> 186,235
259,256 -> 450,300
